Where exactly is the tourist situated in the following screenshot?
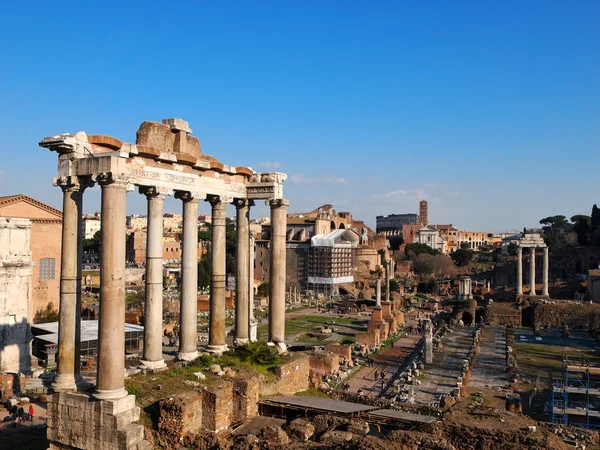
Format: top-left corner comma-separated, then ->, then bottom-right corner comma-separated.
17,406 -> 24,422
374,370 -> 379,380
29,404 -> 34,422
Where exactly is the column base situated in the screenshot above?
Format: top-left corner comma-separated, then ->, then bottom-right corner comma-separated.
93,387 -> 129,401
140,359 -> 167,371
234,337 -> 249,347
177,350 -> 199,361
268,341 -> 287,354
206,345 -> 228,355
52,373 -> 77,392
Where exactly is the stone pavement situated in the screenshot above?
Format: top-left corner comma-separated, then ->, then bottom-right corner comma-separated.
414,327 -> 473,405
346,335 -> 421,397
470,326 -> 507,389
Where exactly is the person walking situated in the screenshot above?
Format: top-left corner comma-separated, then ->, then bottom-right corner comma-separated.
29,404 -> 34,423
374,370 -> 379,380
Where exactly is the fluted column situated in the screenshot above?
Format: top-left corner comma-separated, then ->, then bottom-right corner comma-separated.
207,195 -> 228,353
140,187 -> 167,370
529,247 -> 536,296
516,246 -> 523,295
234,199 -> 252,346
52,176 -> 84,392
177,192 -> 199,361
542,247 -> 549,297
94,174 -> 128,400
268,199 -> 289,350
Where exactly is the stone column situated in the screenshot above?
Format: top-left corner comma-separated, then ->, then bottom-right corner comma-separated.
177,192 -> 200,361
542,247 -> 549,297
268,199 -> 289,350
94,174 -> 128,400
52,177 -> 83,392
234,199 -> 252,346
140,187 -> 167,370
529,247 -> 536,296
516,246 -> 523,295
385,261 -> 391,302
249,234 -> 257,342
207,195 -> 228,353
376,279 -> 382,307
424,319 -> 433,364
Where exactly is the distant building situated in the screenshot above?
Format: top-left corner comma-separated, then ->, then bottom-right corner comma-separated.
456,231 -> 491,251
376,213 -> 418,235
0,194 -> 62,314
127,214 -> 147,232
0,217 -> 34,373
126,230 -> 205,266
416,226 -> 447,254
82,213 -> 101,239
588,270 -> 600,303
418,200 -> 429,226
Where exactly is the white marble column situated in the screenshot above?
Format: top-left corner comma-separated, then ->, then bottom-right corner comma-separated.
268,199 -> 289,350
207,195 -> 228,353
376,279 -> 382,307
53,176 -> 84,392
249,234 -> 257,342
140,187 -> 167,370
177,192 -> 199,361
529,247 -> 536,296
94,174 -> 128,400
234,199 -> 251,346
516,246 -> 523,296
385,261 -> 391,302
542,247 -> 549,297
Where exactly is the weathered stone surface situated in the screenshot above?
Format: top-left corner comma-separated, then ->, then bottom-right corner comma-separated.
259,425 -> 290,444
440,395 -> 457,409
320,430 -> 354,445
347,419 -> 370,436
286,418 -> 315,441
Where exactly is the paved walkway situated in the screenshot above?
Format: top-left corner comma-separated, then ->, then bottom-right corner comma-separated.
414,327 -> 473,405
346,335 -> 421,397
470,326 -> 507,389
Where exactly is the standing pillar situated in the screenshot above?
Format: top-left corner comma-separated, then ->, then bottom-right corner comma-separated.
207,195 -> 228,353
385,261 -> 391,302
376,279 -> 382,307
249,234 -> 257,342
516,246 -> 523,296
52,176 -> 84,392
268,199 -> 289,350
177,192 -> 200,361
94,174 -> 128,400
234,199 -> 251,346
140,187 -> 167,369
542,247 -> 549,297
529,247 -> 536,296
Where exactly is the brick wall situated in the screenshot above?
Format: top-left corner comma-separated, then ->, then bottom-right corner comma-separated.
202,382 -> 233,433
324,344 -> 352,362
309,354 -> 340,377
232,377 -> 259,424
158,392 -> 203,440
261,356 -> 312,396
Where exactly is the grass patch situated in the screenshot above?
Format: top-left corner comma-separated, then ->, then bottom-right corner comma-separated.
295,388 -> 331,398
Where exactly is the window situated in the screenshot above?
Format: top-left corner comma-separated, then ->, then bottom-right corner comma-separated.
40,258 -> 56,280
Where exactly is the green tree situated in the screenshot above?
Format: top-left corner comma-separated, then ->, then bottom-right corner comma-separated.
540,215 -> 570,235
33,302 -> 59,324
389,278 -> 400,293
450,248 -> 474,267
257,282 -> 269,297
404,243 -> 438,258
571,215 -> 591,246
592,205 -> 600,232
388,236 -> 404,251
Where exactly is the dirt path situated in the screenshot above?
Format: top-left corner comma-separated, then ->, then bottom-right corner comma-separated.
345,335 -> 421,397
470,326 -> 507,389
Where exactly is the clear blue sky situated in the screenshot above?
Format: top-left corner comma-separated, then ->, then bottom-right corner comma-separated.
0,1 -> 598,232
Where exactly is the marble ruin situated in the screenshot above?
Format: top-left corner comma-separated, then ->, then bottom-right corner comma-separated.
39,118 -> 289,449
516,233 -> 549,297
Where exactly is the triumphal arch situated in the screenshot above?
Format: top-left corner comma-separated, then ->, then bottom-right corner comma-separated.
39,119 -> 288,449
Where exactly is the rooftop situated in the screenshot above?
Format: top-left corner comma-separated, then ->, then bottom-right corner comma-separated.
32,320 -> 144,344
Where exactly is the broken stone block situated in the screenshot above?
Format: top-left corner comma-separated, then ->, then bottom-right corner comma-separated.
347,419 -> 369,436
194,372 -> 206,380
320,430 -> 354,445
259,425 -> 290,444
286,418 -> 315,441
210,364 -> 222,374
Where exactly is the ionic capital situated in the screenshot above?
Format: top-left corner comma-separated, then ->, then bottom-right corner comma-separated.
53,175 -> 94,193
174,190 -> 204,203
207,194 -> 233,207
233,198 -> 255,209
94,172 -> 129,188
139,186 -> 171,200
266,198 -> 290,209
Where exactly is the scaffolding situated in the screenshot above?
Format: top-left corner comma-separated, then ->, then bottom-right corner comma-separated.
551,353 -> 600,430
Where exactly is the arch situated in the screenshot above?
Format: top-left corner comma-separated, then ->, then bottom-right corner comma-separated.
330,221 -> 336,230
339,223 -> 345,229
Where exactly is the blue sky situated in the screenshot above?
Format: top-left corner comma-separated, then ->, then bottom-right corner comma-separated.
0,1 -> 598,232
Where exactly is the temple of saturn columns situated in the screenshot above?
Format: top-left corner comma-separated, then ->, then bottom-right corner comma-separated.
516,233 -> 549,297
39,118 -> 289,401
